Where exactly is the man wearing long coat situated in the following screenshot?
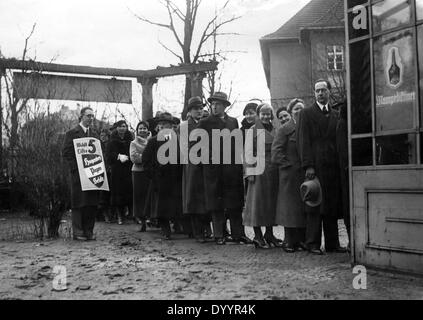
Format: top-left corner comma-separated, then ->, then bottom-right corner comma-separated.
197,92 -> 249,245
142,112 -> 183,239
62,107 -> 100,241
296,80 -> 346,254
180,96 -> 210,241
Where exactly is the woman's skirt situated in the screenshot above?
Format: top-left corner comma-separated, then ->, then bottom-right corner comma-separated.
132,171 -> 150,219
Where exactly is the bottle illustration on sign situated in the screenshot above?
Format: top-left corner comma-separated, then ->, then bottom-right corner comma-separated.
386,47 -> 403,89
389,49 -> 400,85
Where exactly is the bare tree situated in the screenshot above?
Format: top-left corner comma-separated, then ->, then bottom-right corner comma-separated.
203,12 -> 242,101
131,0 -> 241,119
0,23 -> 37,154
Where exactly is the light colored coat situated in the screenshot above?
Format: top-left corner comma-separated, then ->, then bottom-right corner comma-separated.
130,134 -> 151,172
242,120 -> 278,227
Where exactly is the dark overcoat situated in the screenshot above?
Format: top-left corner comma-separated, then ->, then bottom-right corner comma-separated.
197,114 -> 244,211
98,140 -> 111,207
62,125 -> 100,209
141,134 -> 183,219
180,118 -> 207,215
242,120 -> 278,227
296,102 -> 342,218
106,131 -> 133,206
271,119 -> 306,227
240,118 -> 254,142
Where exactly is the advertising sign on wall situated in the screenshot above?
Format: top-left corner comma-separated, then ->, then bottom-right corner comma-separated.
374,29 -> 416,132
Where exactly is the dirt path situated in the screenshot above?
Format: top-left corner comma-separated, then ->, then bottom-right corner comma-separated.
0,220 -> 422,300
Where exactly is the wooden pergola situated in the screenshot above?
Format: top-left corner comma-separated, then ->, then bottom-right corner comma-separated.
0,58 -> 218,120
0,58 -> 217,167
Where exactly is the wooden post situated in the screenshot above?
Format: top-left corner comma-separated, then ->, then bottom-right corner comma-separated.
190,71 -> 205,98
182,72 -> 206,120
137,77 -> 158,121
0,67 -> 4,169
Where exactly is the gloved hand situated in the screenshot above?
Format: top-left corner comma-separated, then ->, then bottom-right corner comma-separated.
246,175 -> 255,183
118,154 -> 129,163
305,167 -> 315,180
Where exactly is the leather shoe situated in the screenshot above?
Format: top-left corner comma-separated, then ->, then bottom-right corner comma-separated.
252,237 -> 270,249
309,248 -> 324,255
235,236 -> 253,245
73,236 -> 88,241
224,235 -> 234,243
282,243 -> 296,253
215,237 -> 226,245
265,235 -> 284,248
295,242 -> 308,252
326,246 -> 347,253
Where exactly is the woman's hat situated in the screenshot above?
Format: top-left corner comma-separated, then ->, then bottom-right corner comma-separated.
188,96 -> 205,111
207,91 -> 231,107
243,102 -> 258,115
114,120 -> 127,128
155,112 -> 177,125
300,177 -> 322,207
243,99 -> 262,115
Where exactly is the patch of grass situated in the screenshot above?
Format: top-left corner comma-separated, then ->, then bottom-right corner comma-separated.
0,210 -> 72,241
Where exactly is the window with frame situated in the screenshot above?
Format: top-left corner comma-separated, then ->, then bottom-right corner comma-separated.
327,45 -> 344,71
418,0 -> 423,20
348,0 -> 423,167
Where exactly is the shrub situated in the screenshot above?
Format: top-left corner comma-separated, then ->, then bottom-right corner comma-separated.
14,113 -> 71,239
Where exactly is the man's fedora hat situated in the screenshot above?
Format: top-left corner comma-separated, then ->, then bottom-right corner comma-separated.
188,96 -> 205,111
207,91 -> 231,107
300,177 -> 322,207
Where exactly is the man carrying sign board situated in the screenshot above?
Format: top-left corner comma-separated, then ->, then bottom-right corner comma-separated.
62,107 -> 105,241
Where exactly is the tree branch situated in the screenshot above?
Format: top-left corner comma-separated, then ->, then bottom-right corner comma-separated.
196,50 -> 247,60
164,1 -> 184,50
192,0 -> 241,62
191,0 -> 201,29
164,0 -> 186,22
22,23 -> 37,63
158,39 -> 184,63
18,98 -> 30,114
132,11 -> 170,29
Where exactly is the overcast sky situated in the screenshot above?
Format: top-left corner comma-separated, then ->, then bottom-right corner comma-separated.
0,0 -> 311,124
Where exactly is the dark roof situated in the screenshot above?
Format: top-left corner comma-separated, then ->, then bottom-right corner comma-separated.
261,0 -> 344,41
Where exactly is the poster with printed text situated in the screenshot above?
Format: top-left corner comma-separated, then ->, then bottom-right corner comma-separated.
374,28 -> 416,132
73,137 -> 109,191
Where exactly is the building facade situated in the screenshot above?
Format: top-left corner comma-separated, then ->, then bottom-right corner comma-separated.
260,0 -> 345,109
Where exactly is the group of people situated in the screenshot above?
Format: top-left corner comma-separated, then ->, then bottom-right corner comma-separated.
63,78 -> 350,255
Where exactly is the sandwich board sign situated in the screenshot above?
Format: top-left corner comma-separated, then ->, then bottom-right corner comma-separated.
73,137 -> 109,191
